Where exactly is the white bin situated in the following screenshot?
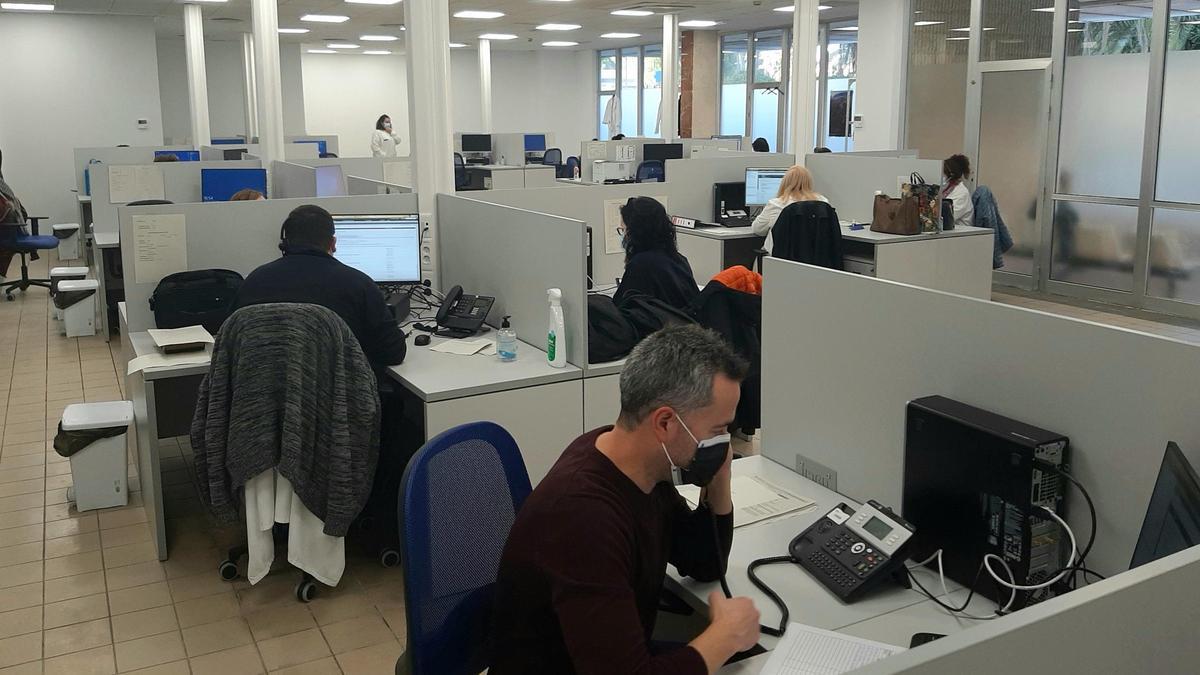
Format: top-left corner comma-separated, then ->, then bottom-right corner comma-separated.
60,401 -> 134,511
56,279 -> 99,337
53,223 -> 81,261
50,266 -> 88,321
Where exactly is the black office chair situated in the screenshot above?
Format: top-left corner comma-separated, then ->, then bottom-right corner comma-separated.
453,153 -> 468,190
769,201 -> 844,270
319,152 -> 339,158
542,148 -> 562,166
562,156 -> 580,179
635,160 -> 665,183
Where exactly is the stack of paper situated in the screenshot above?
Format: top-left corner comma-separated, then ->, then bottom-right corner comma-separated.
148,326 -> 214,354
676,475 -> 816,528
429,338 -> 496,356
761,623 -> 905,675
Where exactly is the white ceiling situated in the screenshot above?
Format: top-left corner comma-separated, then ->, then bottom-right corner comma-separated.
19,0 -> 859,52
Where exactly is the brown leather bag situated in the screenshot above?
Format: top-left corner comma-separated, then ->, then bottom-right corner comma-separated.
871,193 -> 920,235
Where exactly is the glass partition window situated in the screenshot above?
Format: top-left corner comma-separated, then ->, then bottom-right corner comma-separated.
642,45 -> 663,138
905,0 -> 970,161
825,39 -> 857,152
720,29 -> 790,150
597,45 -> 665,139
599,50 -> 617,138
1154,1 -> 1200,204
720,33 -> 749,137
980,0 -> 1054,61
1149,208 -> 1200,302
1050,200 -> 1139,292
621,48 -> 640,139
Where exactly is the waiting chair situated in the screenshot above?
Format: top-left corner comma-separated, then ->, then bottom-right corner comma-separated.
3,216 -> 57,301
396,421 -> 532,675
636,160 -> 665,183
453,152 -> 468,190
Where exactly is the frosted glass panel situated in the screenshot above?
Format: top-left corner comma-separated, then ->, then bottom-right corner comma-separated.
1154,9 -> 1200,204
752,89 -> 780,152
905,0 -> 968,161
1050,200 -> 1138,292
978,69 -> 1046,277
1148,208 -> 1200,304
599,51 -> 616,91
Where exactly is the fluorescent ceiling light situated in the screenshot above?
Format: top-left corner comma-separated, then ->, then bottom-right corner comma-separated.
536,23 -> 581,31
449,42 -> 468,48
913,21 -> 944,26
774,5 -> 832,12
363,50 -> 393,55
308,49 -> 337,53
360,34 -> 400,41
832,26 -> 858,31
611,9 -> 653,17
679,20 -> 718,27
479,33 -> 518,40
455,10 -> 504,19
327,43 -> 359,49
950,27 -> 996,31
301,14 -> 350,23
543,41 -> 579,47
191,0 -> 227,3
345,0 -> 403,4
1,2 -> 55,10
1033,6 -> 1079,11
278,28 -> 310,34
1067,28 -> 1084,32
601,32 -> 641,38
946,36 -> 970,41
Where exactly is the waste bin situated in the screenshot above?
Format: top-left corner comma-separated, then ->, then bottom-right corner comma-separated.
55,401 -> 134,512
50,266 -> 88,321
55,278 -> 98,337
52,223 -> 81,260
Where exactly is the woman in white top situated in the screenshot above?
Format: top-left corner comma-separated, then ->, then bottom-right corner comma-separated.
370,114 -> 400,158
750,164 -> 829,252
941,154 -> 974,229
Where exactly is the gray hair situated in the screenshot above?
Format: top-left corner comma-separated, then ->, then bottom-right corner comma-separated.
617,325 -> 749,428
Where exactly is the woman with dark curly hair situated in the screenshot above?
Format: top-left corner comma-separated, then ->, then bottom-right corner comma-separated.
613,196 -> 699,309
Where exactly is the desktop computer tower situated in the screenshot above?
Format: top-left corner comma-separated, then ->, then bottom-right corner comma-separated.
903,395 -> 1070,610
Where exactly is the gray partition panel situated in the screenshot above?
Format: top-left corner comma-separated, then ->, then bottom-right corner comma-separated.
118,193 -> 420,333
803,153 -> 943,223
299,157 -> 385,181
75,146 -> 193,194
287,134 -> 340,156
437,194 -> 588,369
663,152 -> 796,223
347,176 -> 412,195
759,258 -> 1200,575
272,161 -> 317,199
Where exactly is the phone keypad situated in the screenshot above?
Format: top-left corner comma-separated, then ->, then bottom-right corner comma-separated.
808,550 -> 857,588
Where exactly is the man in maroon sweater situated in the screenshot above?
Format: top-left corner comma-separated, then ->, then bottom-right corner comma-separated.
491,325 -> 761,674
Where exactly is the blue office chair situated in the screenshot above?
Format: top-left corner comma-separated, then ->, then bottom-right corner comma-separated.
636,160 -> 665,183
542,148 -> 562,166
453,152 -> 468,190
396,421 -> 532,675
562,156 -> 580,179
319,152 -> 339,158
3,216 -> 58,301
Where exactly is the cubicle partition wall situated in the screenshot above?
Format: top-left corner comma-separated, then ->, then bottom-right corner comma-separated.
347,176 -> 412,195
286,134 -> 339,157
803,153 -> 943,224
682,138 -> 742,157
577,139 -> 665,182
270,161 -> 318,199
436,194 -> 588,369
298,157 -> 385,181
759,259 -> 1200,576
383,159 -> 413,188
663,152 -> 795,219
491,132 -> 557,165
74,145 -> 195,194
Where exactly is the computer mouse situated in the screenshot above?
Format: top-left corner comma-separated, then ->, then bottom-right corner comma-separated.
414,334 -> 431,347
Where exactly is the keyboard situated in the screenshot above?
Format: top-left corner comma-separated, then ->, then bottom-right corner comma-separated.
720,217 -> 752,228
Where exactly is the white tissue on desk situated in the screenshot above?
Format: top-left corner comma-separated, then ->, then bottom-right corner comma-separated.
429,338 -> 496,356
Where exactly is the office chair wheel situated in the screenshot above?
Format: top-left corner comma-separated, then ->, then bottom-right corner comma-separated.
295,579 -> 317,603
218,560 -> 239,581
379,548 -> 401,568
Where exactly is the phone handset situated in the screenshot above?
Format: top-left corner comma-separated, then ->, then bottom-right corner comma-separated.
435,285 -> 463,326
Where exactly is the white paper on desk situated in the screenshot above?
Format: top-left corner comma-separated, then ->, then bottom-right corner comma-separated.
761,623 -> 904,675
430,338 -> 494,356
109,165 -> 165,204
127,350 -> 211,375
147,325 -> 214,349
676,475 -> 815,528
604,195 -> 671,255
132,214 -> 187,284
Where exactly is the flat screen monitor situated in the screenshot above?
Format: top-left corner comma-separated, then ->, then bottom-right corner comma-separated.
1131,442 -> 1200,569
524,134 -> 547,152
644,143 -> 684,162
745,167 -> 788,207
462,134 -> 492,152
315,164 -> 347,197
200,168 -> 267,202
211,137 -> 244,145
293,139 -> 328,155
332,214 -> 421,283
155,150 -> 200,161
223,148 -> 249,160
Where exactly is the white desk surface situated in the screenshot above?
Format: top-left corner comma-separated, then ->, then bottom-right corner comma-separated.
128,331 -> 212,381
94,231 -> 119,248
841,224 -> 993,245
555,178 -> 589,186
677,226 -> 763,241
469,164 -> 525,172
584,357 -> 626,378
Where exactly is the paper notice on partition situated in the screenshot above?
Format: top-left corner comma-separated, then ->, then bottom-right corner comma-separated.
604,195 -> 671,255
132,214 -> 187,284
108,165 -> 165,204
615,144 -> 636,162
585,142 -> 606,160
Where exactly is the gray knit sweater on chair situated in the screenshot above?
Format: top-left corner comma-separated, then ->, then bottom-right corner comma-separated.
191,303 -> 381,537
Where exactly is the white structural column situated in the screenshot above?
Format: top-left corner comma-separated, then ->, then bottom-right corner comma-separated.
241,32 -> 260,141
855,0 -> 907,150
662,14 -> 680,141
788,0 -> 820,155
478,38 -> 493,132
183,3 -> 212,148
251,0 -> 286,167
404,0 -> 456,284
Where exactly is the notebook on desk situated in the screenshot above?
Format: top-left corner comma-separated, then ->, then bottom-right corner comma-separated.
677,475 -> 815,528
761,623 -> 904,675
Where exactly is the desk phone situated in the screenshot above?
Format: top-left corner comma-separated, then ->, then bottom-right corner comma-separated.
789,500 -> 915,602
435,285 -> 495,339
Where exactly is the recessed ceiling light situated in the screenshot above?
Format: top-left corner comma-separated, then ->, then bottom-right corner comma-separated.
543,41 -> 579,47
278,28 -> 310,34
307,49 -> 337,54
191,0 -> 227,3
536,23 -> 581,31
946,36 -> 970,41
913,21 -> 944,26
363,50 -> 393,55
1067,28 -> 1084,32
611,9 -> 652,17
327,43 -> 360,49
950,27 -> 996,31
679,20 -> 718,27
360,34 -> 400,41
301,14 -> 350,23
1,2 -> 55,9
455,10 -> 504,19
449,42 -> 468,48
773,5 -> 832,12
345,0 -> 403,5
832,26 -> 858,31
601,32 -> 641,38
479,33 -> 518,40
1033,6 -> 1077,12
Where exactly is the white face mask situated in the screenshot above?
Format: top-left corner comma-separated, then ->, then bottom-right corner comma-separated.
383,122 -> 392,131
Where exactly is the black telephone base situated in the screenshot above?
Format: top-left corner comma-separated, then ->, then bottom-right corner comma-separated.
434,328 -> 476,339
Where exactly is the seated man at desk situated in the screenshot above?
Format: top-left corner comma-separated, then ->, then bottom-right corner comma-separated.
234,204 -> 406,372
491,325 -> 761,674
614,196 -> 700,309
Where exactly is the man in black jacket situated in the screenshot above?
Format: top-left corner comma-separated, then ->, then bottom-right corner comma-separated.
235,204 -> 406,372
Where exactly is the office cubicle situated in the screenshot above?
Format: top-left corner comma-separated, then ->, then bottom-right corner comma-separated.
804,153 -> 943,224
74,145 -> 196,195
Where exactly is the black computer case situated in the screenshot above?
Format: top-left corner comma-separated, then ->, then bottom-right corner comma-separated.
903,395 -> 1070,609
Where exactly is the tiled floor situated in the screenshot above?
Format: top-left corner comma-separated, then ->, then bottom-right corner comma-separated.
0,253 -> 407,674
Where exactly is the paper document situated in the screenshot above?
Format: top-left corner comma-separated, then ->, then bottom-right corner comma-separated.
615,144 -> 636,162
132,214 -> 187,284
148,326 -> 214,349
585,142 -> 606,160
127,349 -> 211,376
108,165 -> 165,204
430,338 -> 495,356
677,475 -> 815,528
761,623 -> 904,675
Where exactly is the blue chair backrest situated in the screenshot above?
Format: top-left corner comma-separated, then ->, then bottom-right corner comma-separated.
560,155 -> 581,179
542,148 -> 563,166
636,160 -> 665,183
398,421 -> 532,675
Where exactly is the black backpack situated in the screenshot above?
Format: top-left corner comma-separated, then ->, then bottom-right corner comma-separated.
149,269 -> 243,334
587,294 -> 638,364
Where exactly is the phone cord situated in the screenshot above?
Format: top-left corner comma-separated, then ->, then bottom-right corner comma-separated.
709,509 -> 793,638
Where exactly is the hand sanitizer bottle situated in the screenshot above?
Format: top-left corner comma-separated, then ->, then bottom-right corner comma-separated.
497,315 -> 517,362
547,288 -> 567,368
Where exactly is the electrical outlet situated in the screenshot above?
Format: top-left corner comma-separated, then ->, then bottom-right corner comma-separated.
796,453 -> 837,491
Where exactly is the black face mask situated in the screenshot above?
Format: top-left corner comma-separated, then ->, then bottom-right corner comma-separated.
662,415 -> 732,488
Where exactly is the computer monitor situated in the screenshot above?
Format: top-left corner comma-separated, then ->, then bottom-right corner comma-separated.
200,168 -> 268,202
331,214 -> 421,284
223,148 -> 249,160
315,164 -> 347,197
293,139 -> 328,155
644,143 -> 684,163
524,134 -> 547,152
155,150 -> 200,161
745,167 -> 788,207
211,137 -> 244,145
462,134 -> 492,153
1130,442 -> 1200,569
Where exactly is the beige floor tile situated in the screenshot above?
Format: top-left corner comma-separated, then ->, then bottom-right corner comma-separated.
41,476 -> 70,492
0,659 -> 42,675
113,631 -> 186,673
0,526 -> 41,547
43,531 -> 100,559
0,454 -> 45,470
332,639 -> 402,675
0,607 -> 41,640
268,656 -> 341,675
0,583 -> 42,614
256,627 -> 331,672
0,495 -> 42,514
0,467 -> 42,485
42,463 -> 70,478
97,509 -> 146,531
181,617 -> 252,658
122,661 -> 190,675
43,571 -> 106,604
174,594 -> 239,630
102,541 -> 157,570
0,509 -> 43,531
0,563 -> 41,591
103,561 -> 165,593
42,644 -> 115,675
319,614 -> 393,656
305,591 -> 374,628
373,602 -> 404,641
44,551 -> 103,580
42,489 -> 68,507
110,605 -> 179,644
42,617 -> 111,658
107,582 -> 171,616
0,632 -> 41,669
0,545 -> 42,570
43,592 -> 109,630
42,514 -> 97,540
188,644 -> 265,675
243,604 -> 316,642
98,523 -> 150,549
0,480 -> 45,500
167,573 -> 232,604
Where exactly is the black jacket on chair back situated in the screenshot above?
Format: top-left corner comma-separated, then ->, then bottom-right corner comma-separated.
689,281 -> 761,432
771,201 -> 844,270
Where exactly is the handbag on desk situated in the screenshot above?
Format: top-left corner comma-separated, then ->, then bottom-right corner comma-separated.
871,192 -> 920,235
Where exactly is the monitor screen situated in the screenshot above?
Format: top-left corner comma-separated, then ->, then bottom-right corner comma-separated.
315,165 -> 347,197
745,167 -> 788,206
1131,442 -> 1200,569
332,214 -> 421,283
644,143 -> 684,162
200,168 -> 267,202
155,150 -> 200,161
211,137 -> 244,145
462,134 -> 492,152
223,148 -> 249,160
524,134 -> 547,152
293,139 -> 328,155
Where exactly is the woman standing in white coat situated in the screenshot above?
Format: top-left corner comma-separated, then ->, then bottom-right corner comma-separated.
370,114 -> 400,158
941,154 -> 974,229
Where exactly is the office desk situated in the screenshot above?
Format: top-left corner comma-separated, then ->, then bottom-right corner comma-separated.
76,194 -> 93,233
675,226 -> 766,283
583,358 -> 625,431
464,165 -> 526,190
94,231 -> 121,342
523,165 -> 556,188
841,224 -> 994,300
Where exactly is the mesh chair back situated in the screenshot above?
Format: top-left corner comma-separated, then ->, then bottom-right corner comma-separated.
399,422 -> 532,675
565,156 -> 580,177
542,148 -> 563,165
636,160 -> 665,183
